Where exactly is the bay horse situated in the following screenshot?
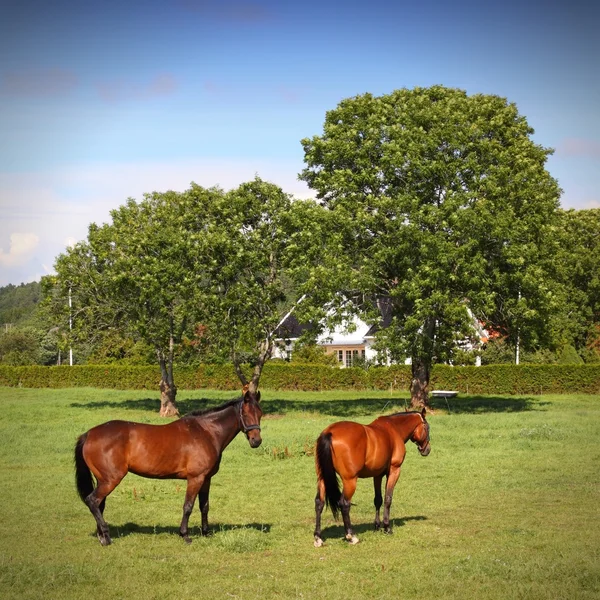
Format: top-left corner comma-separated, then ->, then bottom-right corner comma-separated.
314,408 -> 430,546
74,387 -> 262,546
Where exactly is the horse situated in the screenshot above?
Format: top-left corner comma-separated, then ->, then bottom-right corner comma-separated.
74,387 -> 263,546
313,408 -> 430,546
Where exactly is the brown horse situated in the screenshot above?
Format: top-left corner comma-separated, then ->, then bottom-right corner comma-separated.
74,388 -> 262,546
314,409 -> 430,546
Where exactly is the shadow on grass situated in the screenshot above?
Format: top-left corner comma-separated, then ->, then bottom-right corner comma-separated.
429,395 -> 549,414
320,515 -> 427,539
103,521 -> 271,540
71,394 -> 545,417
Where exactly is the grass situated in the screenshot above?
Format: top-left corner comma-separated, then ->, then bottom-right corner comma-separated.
0,387 -> 599,599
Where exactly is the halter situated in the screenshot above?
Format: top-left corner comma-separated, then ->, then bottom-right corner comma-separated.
415,415 -> 430,452
238,400 -> 261,434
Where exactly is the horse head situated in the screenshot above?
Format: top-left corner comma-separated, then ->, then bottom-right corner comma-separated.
240,386 -> 263,448
412,408 -> 431,456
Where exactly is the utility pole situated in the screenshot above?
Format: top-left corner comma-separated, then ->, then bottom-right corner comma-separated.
69,286 -> 73,366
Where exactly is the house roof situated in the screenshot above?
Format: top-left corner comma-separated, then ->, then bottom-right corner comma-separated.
273,314 -> 313,340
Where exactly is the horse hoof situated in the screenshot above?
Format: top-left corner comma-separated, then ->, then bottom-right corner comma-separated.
346,534 -> 359,545
384,528 -> 393,535
99,536 -> 112,546
201,529 -> 213,537
314,537 -> 324,548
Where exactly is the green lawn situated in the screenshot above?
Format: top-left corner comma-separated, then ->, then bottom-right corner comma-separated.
0,387 -> 599,599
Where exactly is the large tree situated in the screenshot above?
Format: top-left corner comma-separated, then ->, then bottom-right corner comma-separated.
300,85 -> 561,406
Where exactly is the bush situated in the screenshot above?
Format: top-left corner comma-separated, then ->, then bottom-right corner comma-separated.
1,362 -> 598,394
557,344 -> 584,365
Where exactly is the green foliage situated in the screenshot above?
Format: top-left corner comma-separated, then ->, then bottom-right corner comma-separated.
290,343 -> 338,366
0,328 -> 40,365
0,281 -> 41,325
49,178 -> 331,398
86,329 -> 155,365
557,344 -> 584,365
300,85 -> 561,379
2,362 -> 598,394
548,208 -> 600,353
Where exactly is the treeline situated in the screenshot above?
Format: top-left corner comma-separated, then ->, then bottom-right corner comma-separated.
1,204 -> 599,371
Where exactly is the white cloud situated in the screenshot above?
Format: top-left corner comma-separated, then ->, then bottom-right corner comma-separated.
0,233 -> 39,267
0,157 -> 314,286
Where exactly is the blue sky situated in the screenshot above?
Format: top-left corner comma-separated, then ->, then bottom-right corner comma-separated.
1,0 -> 598,286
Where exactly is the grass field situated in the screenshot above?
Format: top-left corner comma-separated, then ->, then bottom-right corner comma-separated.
0,387 -> 599,599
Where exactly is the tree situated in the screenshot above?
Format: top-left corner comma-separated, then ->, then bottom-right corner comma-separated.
187,178 -> 333,392
0,281 -> 41,326
0,327 -> 40,365
300,85 -> 561,407
53,188 -> 216,416
549,209 -> 600,361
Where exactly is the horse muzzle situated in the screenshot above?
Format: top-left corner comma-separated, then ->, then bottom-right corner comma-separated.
247,433 -> 262,448
419,443 -> 431,456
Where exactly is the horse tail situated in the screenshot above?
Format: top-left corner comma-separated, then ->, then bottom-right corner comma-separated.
74,433 -> 94,502
316,431 -> 341,519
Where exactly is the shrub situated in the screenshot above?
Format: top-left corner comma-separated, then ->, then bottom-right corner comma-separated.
0,362 -> 598,394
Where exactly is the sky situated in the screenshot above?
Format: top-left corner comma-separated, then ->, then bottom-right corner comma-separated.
1,0 -> 599,286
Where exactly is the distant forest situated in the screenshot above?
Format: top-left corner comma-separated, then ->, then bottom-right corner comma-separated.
0,281 -> 41,327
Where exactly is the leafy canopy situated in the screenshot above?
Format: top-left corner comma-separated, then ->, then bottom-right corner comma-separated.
300,85 -> 561,365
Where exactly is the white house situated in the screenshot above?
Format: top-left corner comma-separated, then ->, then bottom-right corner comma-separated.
273,306 -> 488,368
273,313 -> 387,367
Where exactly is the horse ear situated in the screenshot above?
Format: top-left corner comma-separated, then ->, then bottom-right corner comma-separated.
256,391 -> 261,403
421,407 -> 427,419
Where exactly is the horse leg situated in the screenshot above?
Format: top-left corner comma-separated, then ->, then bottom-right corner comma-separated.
341,478 -> 358,544
179,475 -> 205,544
373,474 -> 383,531
314,479 -> 326,547
383,466 -> 401,534
198,478 -> 212,536
85,478 -> 121,546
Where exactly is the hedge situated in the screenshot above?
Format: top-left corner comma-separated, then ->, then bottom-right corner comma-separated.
1,363 -> 599,395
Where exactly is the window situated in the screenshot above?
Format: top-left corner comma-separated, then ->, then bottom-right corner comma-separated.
345,350 -> 352,368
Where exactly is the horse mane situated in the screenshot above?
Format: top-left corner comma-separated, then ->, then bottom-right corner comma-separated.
184,398 -> 241,419
389,410 -> 422,417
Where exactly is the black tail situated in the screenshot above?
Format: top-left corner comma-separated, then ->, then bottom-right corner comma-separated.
74,433 -> 94,502
316,432 -> 341,519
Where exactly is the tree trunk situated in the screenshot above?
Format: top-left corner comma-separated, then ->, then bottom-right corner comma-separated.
157,346 -> 179,417
232,338 -> 272,395
410,357 -> 431,409
159,378 -> 179,417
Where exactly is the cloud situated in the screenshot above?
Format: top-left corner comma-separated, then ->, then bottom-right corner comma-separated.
557,138 -> 600,159
0,68 -> 79,97
0,158 -> 314,285
0,233 -> 39,268
96,73 -> 178,103
177,0 -> 273,23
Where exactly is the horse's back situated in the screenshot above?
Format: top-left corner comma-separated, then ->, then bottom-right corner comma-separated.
325,420 -> 396,478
